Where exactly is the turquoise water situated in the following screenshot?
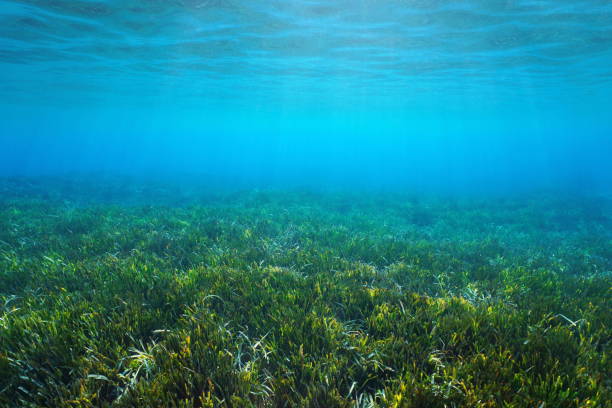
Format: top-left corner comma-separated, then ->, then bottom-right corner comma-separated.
1,0 -> 611,191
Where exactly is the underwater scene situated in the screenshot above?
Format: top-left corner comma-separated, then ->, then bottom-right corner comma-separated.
1,1 -> 611,407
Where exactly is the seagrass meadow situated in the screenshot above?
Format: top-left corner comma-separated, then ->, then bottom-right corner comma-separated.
3,0 -> 612,405
0,177 -> 609,408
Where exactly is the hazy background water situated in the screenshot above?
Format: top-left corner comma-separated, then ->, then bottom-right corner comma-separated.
1,0 -> 611,192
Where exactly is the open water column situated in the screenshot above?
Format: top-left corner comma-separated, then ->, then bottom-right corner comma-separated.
0,1 -> 611,407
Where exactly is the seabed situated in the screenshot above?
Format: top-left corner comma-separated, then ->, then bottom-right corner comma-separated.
0,178 -> 610,407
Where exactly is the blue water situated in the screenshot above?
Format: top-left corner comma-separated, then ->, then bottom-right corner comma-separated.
1,0 -> 611,192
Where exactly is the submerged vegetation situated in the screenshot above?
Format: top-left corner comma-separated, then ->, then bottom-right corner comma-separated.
0,178 -> 610,407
